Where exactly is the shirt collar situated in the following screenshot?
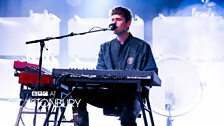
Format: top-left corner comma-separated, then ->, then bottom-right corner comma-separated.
116,32 -> 133,45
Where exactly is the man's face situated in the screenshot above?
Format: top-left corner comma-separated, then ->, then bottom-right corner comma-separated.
110,14 -> 131,35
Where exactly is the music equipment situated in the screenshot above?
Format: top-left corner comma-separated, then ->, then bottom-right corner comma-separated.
13,60 -> 55,102
18,72 -> 53,86
14,60 -> 39,71
108,23 -> 117,30
13,60 -> 53,87
48,68 -> 161,126
52,68 -> 161,88
14,60 -> 51,74
13,61 -> 58,126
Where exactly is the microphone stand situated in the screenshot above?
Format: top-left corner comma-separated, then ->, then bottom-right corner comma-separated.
26,28 -> 110,45
24,27 -> 111,126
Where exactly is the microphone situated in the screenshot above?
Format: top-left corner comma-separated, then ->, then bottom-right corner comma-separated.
108,23 -> 117,30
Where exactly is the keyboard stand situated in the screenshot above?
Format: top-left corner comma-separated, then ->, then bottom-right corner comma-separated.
15,85 -> 59,126
43,77 -> 156,126
138,89 -> 155,126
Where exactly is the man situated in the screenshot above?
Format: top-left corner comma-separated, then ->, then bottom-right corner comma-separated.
72,6 -> 158,126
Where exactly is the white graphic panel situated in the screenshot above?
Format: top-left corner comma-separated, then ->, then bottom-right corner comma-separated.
0,10 -> 60,57
152,16 -> 224,60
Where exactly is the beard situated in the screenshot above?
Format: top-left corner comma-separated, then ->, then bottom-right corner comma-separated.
114,28 -> 126,36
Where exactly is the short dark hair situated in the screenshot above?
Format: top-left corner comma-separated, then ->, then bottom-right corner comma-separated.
110,6 -> 132,22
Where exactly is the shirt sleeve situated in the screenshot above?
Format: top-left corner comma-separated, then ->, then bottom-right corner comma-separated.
142,44 -> 158,74
96,44 -> 107,70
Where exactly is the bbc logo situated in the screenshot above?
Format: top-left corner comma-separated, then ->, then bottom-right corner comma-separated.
32,91 -> 56,96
